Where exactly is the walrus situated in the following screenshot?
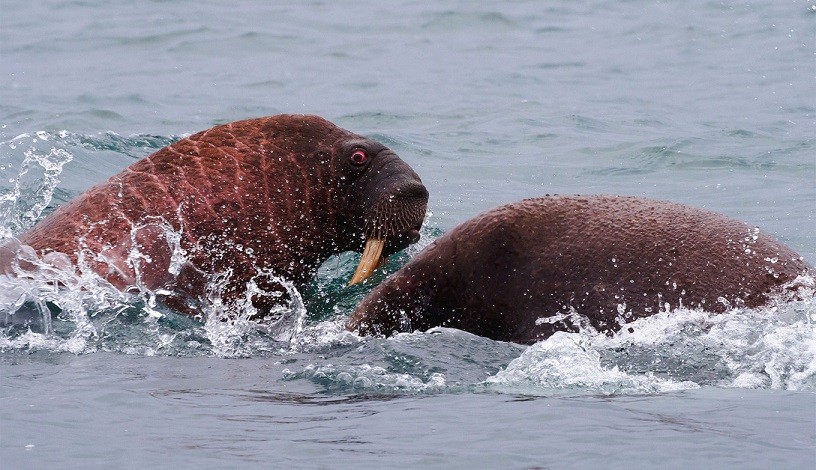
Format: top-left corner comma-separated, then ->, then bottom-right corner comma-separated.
346,195 -> 812,344
10,114 -> 429,316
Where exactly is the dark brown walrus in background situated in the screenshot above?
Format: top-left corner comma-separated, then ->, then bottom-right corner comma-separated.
347,195 -> 812,344
12,114 -> 429,315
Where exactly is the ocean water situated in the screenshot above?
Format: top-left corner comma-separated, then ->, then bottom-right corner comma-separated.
1,0 -> 815,468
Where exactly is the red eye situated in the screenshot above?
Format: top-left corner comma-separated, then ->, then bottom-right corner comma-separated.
350,150 -> 368,166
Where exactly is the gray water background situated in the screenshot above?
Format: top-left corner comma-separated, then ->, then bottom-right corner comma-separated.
2,1 -> 815,468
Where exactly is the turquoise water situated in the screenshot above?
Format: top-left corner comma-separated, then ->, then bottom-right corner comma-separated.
2,1 -> 815,468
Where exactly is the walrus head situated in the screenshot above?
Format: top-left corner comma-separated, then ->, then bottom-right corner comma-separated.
235,114 -> 427,285
330,136 -> 429,284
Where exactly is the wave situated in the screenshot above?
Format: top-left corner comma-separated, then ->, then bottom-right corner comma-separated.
485,292 -> 815,393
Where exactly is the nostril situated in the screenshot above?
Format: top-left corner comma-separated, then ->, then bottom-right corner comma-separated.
393,182 -> 429,202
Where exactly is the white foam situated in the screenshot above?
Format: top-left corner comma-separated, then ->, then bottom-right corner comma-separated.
485,331 -> 699,394
285,362 -> 447,393
486,282 -> 816,393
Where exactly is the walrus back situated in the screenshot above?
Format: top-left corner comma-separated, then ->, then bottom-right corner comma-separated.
450,196 -> 811,318
18,154 -> 192,290
349,195 -> 812,344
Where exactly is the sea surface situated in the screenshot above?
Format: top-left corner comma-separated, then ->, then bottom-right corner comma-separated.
1,1 -> 815,468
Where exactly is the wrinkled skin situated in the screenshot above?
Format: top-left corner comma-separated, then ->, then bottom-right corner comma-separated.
16,114 -> 428,315
347,195 -> 812,344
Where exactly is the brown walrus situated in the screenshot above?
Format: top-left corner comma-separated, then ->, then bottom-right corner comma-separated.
12,114 -> 428,315
346,195 -> 812,344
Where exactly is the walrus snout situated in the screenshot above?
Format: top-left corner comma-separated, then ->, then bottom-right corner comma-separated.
348,155 -> 428,285
369,182 -> 428,236
350,152 -> 427,240
361,180 -> 428,256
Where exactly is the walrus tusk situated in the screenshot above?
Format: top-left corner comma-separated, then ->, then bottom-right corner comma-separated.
349,238 -> 385,285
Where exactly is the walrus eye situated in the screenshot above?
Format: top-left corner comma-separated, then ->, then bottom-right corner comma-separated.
350,149 -> 368,166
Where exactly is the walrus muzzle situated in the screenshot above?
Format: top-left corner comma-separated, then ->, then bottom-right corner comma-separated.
348,181 -> 427,285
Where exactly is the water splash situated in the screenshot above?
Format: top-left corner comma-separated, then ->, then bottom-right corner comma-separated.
485,279 -> 815,394
0,237 -> 128,353
197,269 -> 308,358
0,133 -> 74,237
0,217 -> 311,358
0,129 -> 177,238
0,128 -> 310,357
284,362 -> 447,394
485,331 -> 700,395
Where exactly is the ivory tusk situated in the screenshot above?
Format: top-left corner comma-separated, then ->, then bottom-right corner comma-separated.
349,238 -> 385,285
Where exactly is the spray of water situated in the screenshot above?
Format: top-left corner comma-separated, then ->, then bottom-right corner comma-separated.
0,132 -> 74,237
485,275 -> 815,394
